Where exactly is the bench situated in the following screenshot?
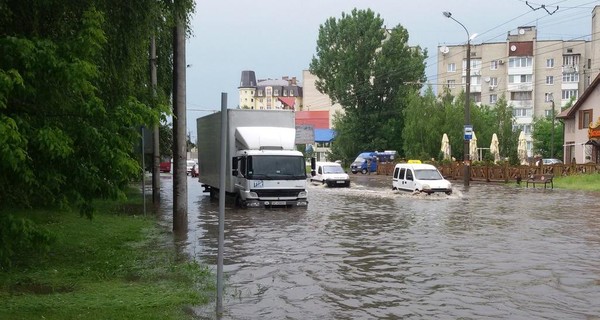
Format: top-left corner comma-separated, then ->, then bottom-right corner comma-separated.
526,174 -> 554,189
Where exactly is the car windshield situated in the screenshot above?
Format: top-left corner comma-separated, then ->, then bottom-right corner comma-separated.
323,165 -> 345,174
414,169 -> 443,180
353,156 -> 366,163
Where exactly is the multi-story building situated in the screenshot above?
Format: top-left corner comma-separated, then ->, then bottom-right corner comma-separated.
238,70 -> 302,110
437,6 -> 600,158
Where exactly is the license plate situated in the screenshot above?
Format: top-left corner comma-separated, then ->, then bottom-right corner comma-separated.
336,180 -> 346,184
271,201 -> 286,206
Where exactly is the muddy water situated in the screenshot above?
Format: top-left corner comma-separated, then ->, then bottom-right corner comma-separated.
158,174 -> 600,319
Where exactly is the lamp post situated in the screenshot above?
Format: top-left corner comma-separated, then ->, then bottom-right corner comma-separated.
549,93 -> 555,159
443,11 -> 472,187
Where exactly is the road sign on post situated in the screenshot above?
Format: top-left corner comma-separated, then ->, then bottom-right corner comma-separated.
464,125 -> 473,140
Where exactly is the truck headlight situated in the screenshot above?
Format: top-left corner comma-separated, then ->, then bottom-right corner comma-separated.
247,191 -> 258,199
298,191 -> 307,198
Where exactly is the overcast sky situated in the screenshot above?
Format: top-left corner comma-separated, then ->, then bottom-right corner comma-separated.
185,0 -> 597,137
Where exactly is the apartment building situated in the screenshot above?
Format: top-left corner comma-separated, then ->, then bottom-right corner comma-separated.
238,70 -> 303,110
437,6 -> 600,158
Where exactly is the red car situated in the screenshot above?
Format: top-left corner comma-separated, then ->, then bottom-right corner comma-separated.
160,161 -> 171,173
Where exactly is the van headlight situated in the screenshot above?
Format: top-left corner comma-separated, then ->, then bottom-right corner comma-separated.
298,191 -> 307,198
422,184 -> 431,190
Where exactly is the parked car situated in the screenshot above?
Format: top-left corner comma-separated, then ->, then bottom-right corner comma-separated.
159,160 -> 171,173
311,161 -> 350,187
542,158 -> 563,165
186,160 -> 197,175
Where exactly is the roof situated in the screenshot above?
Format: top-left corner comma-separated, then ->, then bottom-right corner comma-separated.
557,72 -> 600,119
278,97 -> 295,108
314,128 -> 336,142
295,111 -> 329,129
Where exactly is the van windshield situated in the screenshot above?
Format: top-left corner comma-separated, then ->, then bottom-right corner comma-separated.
414,169 -> 443,180
323,165 -> 345,174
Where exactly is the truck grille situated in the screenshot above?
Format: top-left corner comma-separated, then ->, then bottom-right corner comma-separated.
253,189 -> 302,198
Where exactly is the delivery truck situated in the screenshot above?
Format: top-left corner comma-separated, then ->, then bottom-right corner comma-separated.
196,109 -> 308,208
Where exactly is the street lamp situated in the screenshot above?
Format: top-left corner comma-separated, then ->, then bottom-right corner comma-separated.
443,11 -> 475,187
549,93 -> 555,159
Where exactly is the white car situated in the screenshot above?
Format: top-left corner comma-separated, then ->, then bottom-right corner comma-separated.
311,161 -> 351,187
392,161 -> 452,195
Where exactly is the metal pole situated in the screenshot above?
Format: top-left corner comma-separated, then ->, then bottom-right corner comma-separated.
443,11 -> 471,186
151,35 -> 161,203
217,93 -> 227,315
141,126 -> 146,216
551,99 -> 555,159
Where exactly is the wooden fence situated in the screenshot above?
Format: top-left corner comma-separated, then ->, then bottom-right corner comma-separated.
376,162 -> 600,183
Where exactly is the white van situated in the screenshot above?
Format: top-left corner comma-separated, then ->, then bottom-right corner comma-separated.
311,162 -> 351,187
392,162 -> 452,195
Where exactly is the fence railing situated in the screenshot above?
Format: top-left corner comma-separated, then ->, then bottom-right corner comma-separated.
376,162 -> 600,183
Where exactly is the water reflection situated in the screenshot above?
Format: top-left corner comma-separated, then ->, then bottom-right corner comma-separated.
161,175 -> 600,319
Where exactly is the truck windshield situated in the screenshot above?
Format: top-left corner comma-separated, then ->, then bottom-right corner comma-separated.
414,169 -> 443,180
247,155 -> 306,180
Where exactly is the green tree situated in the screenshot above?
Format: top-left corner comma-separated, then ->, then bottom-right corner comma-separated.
309,8 -> 426,159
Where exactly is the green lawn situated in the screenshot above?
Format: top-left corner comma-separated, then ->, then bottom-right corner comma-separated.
553,173 -> 600,191
0,193 -> 215,320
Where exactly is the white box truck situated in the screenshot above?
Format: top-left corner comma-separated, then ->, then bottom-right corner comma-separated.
196,109 -> 308,208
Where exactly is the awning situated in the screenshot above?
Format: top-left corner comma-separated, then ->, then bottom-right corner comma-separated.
585,139 -> 600,147
278,97 -> 295,108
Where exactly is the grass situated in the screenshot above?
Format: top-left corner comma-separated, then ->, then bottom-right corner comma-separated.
553,173 -> 600,191
0,190 -> 215,320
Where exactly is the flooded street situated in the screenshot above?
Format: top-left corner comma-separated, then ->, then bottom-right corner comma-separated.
158,174 -> 600,319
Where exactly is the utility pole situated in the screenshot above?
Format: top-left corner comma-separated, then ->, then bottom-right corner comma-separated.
172,4 -> 187,231
151,35 -> 160,204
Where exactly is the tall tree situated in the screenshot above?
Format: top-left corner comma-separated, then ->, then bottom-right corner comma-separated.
310,8 -> 426,160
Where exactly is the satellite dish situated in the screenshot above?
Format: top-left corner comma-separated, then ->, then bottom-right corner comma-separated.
485,77 -> 491,83
440,46 -> 449,54
510,45 -> 517,52
519,29 -> 525,35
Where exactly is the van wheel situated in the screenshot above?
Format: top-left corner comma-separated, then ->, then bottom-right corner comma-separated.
361,169 -> 367,174
445,191 -> 452,195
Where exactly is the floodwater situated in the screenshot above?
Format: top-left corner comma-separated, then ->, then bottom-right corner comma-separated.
156,174 -> 600,319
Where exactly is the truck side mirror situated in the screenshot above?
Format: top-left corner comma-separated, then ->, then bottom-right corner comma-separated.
231,157 -> 238,176
310,157 -> 316,176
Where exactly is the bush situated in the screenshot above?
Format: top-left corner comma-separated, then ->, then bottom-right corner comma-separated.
0,214 -> 55,268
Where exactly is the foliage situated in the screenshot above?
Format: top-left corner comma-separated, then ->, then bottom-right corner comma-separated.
0,214 -> 55,268
532,115 -> 564,158
310,8 -> 427,160
0,1 -> 194,216
0,194 -> 214,318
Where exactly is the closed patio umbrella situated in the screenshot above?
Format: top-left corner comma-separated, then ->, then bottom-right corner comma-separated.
518,131 -> 528,165
441,133 -> 451,160
469,131 -> 478,162
490,133 -> 500,163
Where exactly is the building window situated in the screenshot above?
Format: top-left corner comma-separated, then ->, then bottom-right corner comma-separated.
562,73 -> 579,82
563,55 -> 580,66
258,90 -> 263,96
447,63 -> 456,72
508,57 -> 532,68
283,89 -> 288,96
251,98 -> 254,102
490,94 -> 497,104
509,74 -> 532,84
513,108 -> 532,117
290,90 -> 294,96
579,109 -> 593,129
546,58 -> 554,68
266,87 -> 272,96
490,77 -> 498,86
546,76 -> 554,85
274,89 -> 279,96
447,79 -> 456,88
490,60 -> 498,70
562,89 -> 578,100
545,109 -> 554,117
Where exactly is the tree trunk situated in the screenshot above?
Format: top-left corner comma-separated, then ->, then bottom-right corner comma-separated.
172,10 -> 187,231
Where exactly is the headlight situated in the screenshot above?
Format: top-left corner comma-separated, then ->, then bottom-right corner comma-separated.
247,191 -> 258,199
298,191 -> 307,198
422,184 -> 431,190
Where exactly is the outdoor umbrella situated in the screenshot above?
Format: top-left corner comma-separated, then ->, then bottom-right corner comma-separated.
518,131 -> 528,165
441,133 -> 451,160
469,131 -> 478,162
490,133 -> 500,163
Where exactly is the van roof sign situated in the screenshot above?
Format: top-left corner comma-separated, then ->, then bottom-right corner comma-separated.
407,160 -> 422,164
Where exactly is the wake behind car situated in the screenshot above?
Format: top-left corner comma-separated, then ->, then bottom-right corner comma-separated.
392,161 -> 452,195
311,161 -> 350,187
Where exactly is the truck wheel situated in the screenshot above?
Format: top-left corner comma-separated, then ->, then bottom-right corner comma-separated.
361,169 -> 367,174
